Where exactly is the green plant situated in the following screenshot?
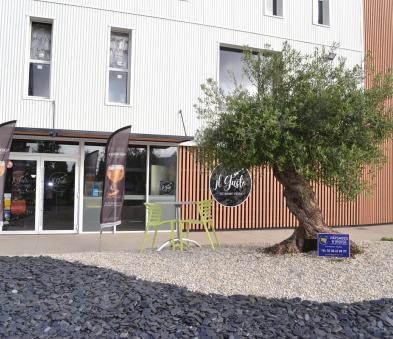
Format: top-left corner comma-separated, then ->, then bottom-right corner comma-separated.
194,43 -> 393,254
381,237 -> 393,241
329,258 -> 347,263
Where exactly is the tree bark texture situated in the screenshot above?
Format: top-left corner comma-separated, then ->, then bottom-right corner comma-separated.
265,168 -> 360,255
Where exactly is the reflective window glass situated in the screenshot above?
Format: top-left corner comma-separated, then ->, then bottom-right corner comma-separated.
110,31 -> 129,69
11,140 -> 79,155
3,160 -> 37,231
219,47 -> 255,94
119,147 -> 147,231
29,21 -> 52,98
83,144 -> 106,232
83,144 -> 147,232
30,22 -> 52,61
108,29 -> 130,104
265,0 -> 283,17
149,147 -> 177,229
108,71 -> 128,104
28,63 -> 50,97
318,0 -> 330,25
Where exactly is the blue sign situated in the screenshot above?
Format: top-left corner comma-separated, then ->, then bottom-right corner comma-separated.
92,186 -> 100,197
317,233 -> 350,258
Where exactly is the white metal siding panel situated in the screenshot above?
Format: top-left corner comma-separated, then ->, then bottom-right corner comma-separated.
0,0 -> 364,137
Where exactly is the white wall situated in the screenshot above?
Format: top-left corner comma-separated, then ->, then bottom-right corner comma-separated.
0,0 -> 364,137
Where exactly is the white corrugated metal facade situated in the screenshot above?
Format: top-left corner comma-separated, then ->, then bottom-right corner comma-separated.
0,0 -> 364,137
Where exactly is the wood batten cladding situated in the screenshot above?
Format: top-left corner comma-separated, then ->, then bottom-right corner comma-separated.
178,143 -> 393,229
363,0 -> 393,226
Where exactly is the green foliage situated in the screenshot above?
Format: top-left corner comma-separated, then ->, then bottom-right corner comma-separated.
381,237 -> 393,241
194,43 -> 393,200
329,258 -> 348,263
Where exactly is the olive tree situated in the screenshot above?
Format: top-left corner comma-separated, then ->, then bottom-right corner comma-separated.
194,43 -> 393,254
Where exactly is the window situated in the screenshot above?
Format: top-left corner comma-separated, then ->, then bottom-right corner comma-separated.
108,29 -> 131,104
219,46 -> 255,94
82,144 -> 147,232
148,146 -> 177,228
28,21 -> 52,98
265,0 -> 283,17
314,0 -> 330,26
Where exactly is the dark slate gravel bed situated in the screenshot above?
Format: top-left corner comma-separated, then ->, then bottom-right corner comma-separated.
0,256 -> 392,338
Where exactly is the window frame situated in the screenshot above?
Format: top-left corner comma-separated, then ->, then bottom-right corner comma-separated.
313,0 -> 331,27
105,26 -> 134,107
264,0 -> 284,18
24,16 -> 54,101
217,43 -> 266,95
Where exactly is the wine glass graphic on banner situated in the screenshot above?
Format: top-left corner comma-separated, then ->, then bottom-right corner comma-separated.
0,161 -> 5,177
106,164 -> 125,197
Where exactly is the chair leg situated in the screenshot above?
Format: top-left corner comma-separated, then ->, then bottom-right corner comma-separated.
211,225 -> 219,247
179,222 -> 184,251
186,222 -> 190,240
183,222 -> 191,249
203,222 -> 215,250
170,221 -> 176,251
152,227 -> 159,248
140,225 -> 150,253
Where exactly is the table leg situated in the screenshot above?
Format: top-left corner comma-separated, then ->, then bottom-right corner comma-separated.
155,202 -> 202,252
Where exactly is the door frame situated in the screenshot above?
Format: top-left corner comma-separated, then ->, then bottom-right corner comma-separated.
39,154 -> 80,234
3,152 -> 80,234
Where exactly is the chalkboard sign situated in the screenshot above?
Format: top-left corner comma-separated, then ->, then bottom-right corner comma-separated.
317,233 -> 350,258
209,166 -> 252,207
159,181 -> 175,195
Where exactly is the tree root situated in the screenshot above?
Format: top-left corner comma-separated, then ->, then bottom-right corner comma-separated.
264,228 -> 362,257
349,241 -> 362,256
264,235 -> 301,255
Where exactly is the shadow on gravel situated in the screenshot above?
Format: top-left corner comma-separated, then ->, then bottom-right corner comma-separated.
0,256 -> 392,338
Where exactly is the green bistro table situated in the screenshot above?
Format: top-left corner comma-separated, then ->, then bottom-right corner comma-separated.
155,201 -> 201,251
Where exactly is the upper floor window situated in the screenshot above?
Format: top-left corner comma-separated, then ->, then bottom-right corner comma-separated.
28,21 -> 52,98
219,46 -> 255,95
314,0 -> 330,26
265,0 -> 283,17
108,29 -> 131,104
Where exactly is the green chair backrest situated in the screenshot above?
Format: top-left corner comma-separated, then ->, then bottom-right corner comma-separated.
197,199 -> 214,223
144,203 -> 163,225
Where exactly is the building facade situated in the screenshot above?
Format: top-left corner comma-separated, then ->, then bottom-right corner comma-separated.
1,0 -> 388,235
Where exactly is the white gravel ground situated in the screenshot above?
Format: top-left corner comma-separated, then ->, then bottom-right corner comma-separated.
51,241 -> 393,303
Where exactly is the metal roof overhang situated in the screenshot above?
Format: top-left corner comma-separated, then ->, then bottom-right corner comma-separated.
14,127 -> 193,144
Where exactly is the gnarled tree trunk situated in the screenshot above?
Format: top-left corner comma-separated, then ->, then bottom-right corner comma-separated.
265,167 -> 360,255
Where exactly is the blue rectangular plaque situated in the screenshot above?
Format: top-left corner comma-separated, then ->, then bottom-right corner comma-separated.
317,233 -> 350,258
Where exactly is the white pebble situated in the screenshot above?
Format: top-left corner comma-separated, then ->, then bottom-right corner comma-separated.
50,241 -> 393,303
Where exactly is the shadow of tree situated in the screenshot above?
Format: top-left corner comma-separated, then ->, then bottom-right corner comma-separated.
0,256 -> 392,338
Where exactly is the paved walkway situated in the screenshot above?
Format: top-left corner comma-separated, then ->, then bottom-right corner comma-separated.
0,224 -> 391,256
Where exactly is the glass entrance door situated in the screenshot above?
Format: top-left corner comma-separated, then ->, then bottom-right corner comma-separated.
3,160 -> 37,232
1,154 -> 79,234
42,160 -> 77,231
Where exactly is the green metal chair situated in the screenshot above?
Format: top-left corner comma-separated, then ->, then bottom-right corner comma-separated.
140,203 -> 177,253
182,199 -> 219,249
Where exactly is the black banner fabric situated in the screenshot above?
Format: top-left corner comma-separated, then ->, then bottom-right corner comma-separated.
100,125 -> 131,228
0,121 -> 16,228
85,150 -> 99,178
84,150 -> 99,195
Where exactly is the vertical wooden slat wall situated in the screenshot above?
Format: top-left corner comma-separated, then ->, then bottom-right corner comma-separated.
178,147 -> 299,229
361,0 -> 393,227
177,1 -> 393,230
178,142 -> 392,229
